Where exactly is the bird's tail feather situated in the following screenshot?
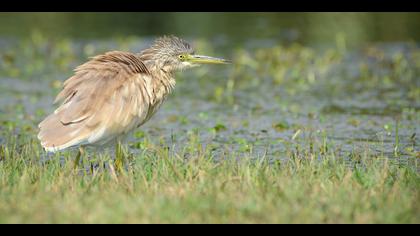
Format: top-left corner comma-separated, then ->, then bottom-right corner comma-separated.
38,113 -> 88,153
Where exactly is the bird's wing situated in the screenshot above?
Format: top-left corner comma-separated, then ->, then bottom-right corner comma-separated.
38,51 -> 152,152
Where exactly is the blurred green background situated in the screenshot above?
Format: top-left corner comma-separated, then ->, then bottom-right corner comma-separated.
0,12 -> 419,46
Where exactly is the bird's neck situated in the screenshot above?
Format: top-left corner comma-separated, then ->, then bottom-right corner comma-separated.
143,60 -> 176,98
136,54 -> 176,98
156,66 -> 176,93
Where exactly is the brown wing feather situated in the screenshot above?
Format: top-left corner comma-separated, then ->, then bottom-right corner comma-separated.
38,51 -> 150,152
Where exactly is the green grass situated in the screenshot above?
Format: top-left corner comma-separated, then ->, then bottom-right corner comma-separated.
0,136 -> 418,223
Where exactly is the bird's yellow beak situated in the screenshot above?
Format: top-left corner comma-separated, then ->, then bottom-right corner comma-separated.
187,54 -> 231,64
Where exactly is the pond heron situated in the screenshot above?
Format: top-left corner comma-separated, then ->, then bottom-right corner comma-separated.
37,35 -> 230,165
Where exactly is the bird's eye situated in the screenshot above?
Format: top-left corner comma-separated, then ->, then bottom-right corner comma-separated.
178,54 -> 185,60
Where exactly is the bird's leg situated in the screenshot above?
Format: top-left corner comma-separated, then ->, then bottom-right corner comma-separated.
73,146 -> 85,170
114,141 -> 124,173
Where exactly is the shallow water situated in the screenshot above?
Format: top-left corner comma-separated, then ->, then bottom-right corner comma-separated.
0,35 -> 419,169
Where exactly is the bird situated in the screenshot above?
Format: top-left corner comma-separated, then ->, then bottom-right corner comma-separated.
37,35 -> 230,166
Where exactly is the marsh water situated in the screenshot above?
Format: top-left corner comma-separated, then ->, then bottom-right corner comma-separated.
0,13 -> 419,168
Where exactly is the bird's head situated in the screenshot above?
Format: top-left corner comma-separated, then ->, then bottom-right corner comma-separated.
139,35 -> 230,72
